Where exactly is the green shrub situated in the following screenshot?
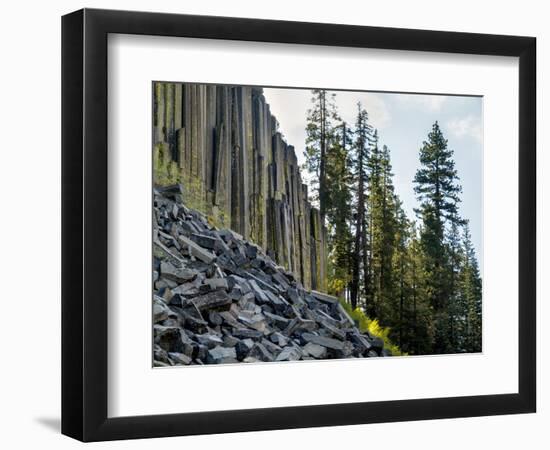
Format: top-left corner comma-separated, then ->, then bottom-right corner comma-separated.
339,300 -> 406,356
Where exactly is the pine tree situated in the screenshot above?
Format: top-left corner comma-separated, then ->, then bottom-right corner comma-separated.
349,104 -> 373,310
304,90 -> 340,220
368,143 -> 397,322
446,215 -> 465,352
460,223 -> 482,352
326,121 -> 354,298
406,223 -> 433,354
390,197 -> 410,349
414,121 -> 463,353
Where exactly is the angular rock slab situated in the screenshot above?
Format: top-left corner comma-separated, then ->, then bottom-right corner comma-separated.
178,234 -> 217,263
207,345 -> 237,364
301,333 -> 346,351
189,290 -> 232,311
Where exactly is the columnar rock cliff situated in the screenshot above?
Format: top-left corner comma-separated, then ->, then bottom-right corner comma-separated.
153,82 -> 327,291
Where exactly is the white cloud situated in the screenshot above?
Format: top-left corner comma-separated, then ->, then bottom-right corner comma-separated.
396,94 -> 447,112
335,91 -> 392,130
359,93 -> 392,129
446,115 -> 483,143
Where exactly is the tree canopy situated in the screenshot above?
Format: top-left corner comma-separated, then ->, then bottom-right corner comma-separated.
304,90 -> 482,355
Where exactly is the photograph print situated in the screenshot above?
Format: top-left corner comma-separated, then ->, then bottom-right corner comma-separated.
152,82 -> 483,367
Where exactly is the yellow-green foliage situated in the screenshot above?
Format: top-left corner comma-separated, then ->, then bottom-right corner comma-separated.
327,277 -> 348,297
339,300 -> 406,356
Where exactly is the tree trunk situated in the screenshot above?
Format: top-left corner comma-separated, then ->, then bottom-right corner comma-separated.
318,92 -> 327,220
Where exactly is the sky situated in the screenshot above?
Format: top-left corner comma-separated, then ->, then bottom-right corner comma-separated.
263,88 -> 483,273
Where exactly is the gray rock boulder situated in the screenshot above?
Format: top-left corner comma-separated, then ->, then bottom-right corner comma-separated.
207,346 -> 237,364
152,189 -> 392,367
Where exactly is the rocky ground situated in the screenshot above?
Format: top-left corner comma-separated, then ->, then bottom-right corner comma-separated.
153,185 -> 391,366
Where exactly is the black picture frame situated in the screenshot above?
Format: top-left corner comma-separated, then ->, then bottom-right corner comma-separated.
61,8 -> 536,442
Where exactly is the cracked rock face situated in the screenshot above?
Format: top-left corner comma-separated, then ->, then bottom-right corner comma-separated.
153,185 -> 391,367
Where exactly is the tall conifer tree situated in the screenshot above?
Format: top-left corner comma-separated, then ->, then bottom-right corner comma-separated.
326,121 -> 354,297
414,121 -> 463,353
368,143 -> 397,321
349,104 -> 373,310
461,223 -> 482,352
304,90 -> 340,220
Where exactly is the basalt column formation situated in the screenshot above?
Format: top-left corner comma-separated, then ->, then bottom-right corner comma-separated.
153,82 -> 327,292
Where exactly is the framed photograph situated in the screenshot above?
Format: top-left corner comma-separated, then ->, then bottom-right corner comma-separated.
62,8 -> 536,442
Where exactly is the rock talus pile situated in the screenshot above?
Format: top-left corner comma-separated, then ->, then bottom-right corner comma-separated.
153,185 -> 391,366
